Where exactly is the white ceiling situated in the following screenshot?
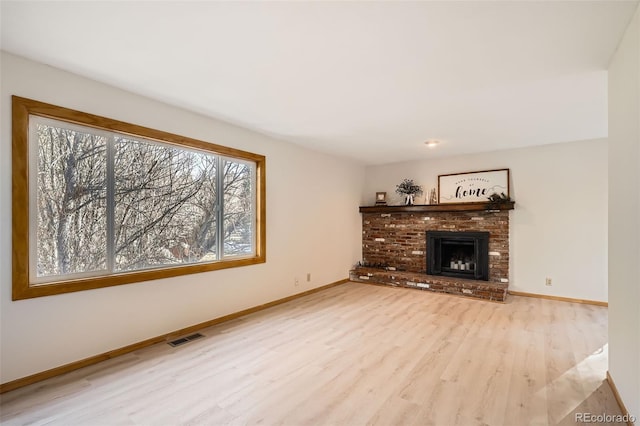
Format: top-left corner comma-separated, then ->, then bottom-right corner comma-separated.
1,1 -> 638,165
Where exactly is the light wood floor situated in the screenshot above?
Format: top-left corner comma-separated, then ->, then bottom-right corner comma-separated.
0,282 -> 622,426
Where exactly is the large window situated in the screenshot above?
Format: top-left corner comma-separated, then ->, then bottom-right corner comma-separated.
12,96 -> 266,300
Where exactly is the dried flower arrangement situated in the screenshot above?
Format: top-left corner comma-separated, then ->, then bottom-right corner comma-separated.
395,179 -> 423,196
396,179 -> 423,205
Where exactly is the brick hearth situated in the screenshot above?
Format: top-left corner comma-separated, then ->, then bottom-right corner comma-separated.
351,204 -> 512,301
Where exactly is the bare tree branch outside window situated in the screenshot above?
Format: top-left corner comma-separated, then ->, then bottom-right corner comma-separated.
33,121 -> 256,282
36,124 -> 107,277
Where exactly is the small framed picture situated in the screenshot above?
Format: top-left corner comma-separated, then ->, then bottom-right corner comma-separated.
375,192 -> 387,205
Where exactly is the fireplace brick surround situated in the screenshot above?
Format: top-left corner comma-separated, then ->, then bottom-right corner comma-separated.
350,203 -> 513,301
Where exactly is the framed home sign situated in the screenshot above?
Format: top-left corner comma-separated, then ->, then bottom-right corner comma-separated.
438,168 -> 510,204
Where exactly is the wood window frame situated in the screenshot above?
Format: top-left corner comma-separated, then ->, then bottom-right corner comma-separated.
12,96 -> 266,300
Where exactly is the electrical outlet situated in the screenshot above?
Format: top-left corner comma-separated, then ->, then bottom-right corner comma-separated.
306,273 -> 311,282
294,277 -> 300,287
545,277 -> 552,286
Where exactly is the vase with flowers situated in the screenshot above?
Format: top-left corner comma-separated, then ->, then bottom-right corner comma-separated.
395,179 -> 423,205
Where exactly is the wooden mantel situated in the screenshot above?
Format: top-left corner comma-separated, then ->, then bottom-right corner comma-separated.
359,201 -> 515,214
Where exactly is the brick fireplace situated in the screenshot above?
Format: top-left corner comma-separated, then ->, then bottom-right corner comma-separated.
350,202 -> 513,301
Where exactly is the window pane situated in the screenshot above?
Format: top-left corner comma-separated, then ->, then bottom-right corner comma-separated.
223,159 -> 255,257
113,137 -> 218,271
34,122 -> 107,279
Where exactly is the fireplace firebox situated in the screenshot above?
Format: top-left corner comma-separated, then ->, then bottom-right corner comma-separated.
426,231 -> 489,281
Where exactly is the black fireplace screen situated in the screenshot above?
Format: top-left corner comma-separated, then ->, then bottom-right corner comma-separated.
426,231 -> 489,281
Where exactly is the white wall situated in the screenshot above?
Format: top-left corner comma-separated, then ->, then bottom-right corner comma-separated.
0,52 -> 365,384
363,139 -> 608,302
608,3 -> 640,418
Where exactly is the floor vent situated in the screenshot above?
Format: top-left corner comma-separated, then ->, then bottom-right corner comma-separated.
168,333 -> 204,347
